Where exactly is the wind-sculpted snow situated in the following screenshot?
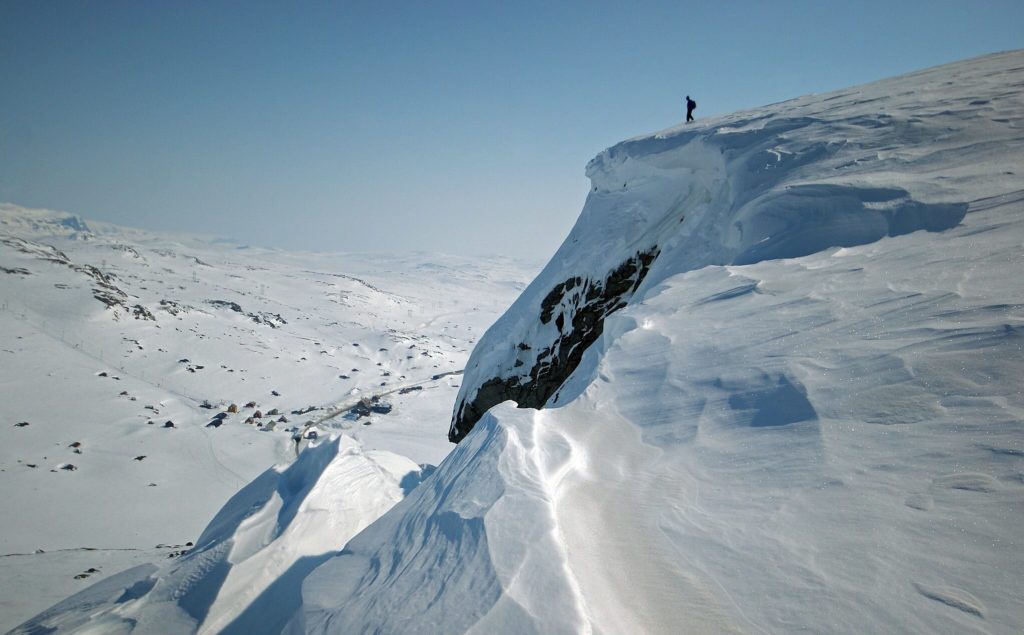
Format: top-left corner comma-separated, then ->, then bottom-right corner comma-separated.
11,436 -> 423,634
19,51 -> 1024,634
413,51 -> 1023,633
448,51 -> 996,441
298,411 -> 589,634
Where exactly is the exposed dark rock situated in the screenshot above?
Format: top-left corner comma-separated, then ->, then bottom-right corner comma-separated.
207,300 -> 285,328
348,400 -> 373,419
92,287 -> 128,310
0,236 -> 71,265
105,243 -> 141,259
250,311 -> 286,328
207,299 -> 243,313
227,404 -> 238,413
398,386 -> 423,394
15,421 -> 29,427
134,455 -> 146,461
159,299 -> 187,316
163,420 -> 175,428
1,266 -> 30,275
131,304 -> 155,321
450,247 -> 659,443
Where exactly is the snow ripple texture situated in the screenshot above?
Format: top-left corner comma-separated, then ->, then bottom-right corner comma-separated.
18,51 -> 1024,634
321,51 -> 1024,634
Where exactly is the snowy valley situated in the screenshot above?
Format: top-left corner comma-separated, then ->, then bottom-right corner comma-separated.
0,205 -> 535,631
7,50 -> 1024,634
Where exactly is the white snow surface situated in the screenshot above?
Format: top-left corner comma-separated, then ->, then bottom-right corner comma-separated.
16,50 -> 1024,634
0,204 -> 534,631
11,436 -> 422,634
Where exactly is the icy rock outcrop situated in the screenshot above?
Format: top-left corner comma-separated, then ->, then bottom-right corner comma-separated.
450,62 -> 975,443
450,247 -> 658,441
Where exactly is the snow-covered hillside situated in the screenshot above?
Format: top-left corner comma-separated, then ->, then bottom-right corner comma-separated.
0,205 -> 535,631
15,50 -> 1024,634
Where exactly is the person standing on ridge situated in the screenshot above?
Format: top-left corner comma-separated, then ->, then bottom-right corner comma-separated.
686,95 -> 697,123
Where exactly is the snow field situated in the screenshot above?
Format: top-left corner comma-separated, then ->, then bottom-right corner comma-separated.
0,205 -> 534,631
11,50 -> 1024,634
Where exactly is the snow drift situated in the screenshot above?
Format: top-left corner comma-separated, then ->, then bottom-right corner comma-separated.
12,437 -> 425,634
318,50 -> 1024,634
19,50 -> 1024,634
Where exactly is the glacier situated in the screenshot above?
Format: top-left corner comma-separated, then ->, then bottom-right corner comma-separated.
15,50 -> 1024,634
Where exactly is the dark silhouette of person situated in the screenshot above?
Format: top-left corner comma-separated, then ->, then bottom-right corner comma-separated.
686,95 -> 697,123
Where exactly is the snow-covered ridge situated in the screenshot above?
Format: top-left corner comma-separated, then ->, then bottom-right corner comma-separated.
409,50 -> 1021,633
16,51 -> 1024,634
449,50 -> 1012,440
0,203 -> 91,237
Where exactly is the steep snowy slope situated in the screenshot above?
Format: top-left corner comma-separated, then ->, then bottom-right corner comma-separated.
0,206 -> 534,631
17,50 -> 1024,634
299,51 -> 1024,634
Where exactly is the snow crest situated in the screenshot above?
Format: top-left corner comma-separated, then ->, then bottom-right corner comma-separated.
17,50 -> 1024,634
449,56 -> 984,440
439,51 -> 1024,633
12,436 -> 422,634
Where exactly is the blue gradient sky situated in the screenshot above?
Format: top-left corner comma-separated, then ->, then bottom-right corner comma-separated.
2,1 -> 1021,259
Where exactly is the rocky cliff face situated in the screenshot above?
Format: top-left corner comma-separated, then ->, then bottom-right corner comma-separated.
449,247 -> 658,442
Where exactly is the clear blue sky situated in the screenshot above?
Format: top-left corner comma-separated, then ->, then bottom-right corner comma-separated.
2,1 -> 1021,259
